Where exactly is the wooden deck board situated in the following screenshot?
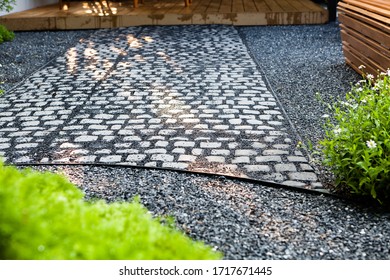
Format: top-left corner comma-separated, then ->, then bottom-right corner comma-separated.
243,0 -> 258,13
0,0 -> 328,30
253,0 -> 271,12
232,0 -> 245,13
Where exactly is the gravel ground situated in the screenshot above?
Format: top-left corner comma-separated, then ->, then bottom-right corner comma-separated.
2,24 -> 390,259
238,22 -> 361,189
238,22 -> 360,148
0,30 -> 94,92
24,164 -> 390,260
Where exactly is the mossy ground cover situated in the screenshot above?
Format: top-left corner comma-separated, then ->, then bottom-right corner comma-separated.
0,162 -> 221,260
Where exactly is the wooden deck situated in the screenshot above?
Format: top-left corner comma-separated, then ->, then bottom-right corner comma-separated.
0,0 -> 328,31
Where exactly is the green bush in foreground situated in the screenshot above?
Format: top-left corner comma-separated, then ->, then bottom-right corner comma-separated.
0,24 -> 14,43
321,68 -> 390,205
0,162 -> 221,260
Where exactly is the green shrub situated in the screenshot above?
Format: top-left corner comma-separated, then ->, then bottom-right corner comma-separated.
320,67 -> 390,204
0,0 -> 16,12
0,24 -> 14,42
0,162 -> 222,260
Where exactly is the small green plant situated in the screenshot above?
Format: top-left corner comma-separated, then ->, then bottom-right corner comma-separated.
0,24 -> 14,43
0,0 -> 15,12
320,67 -> 390,204
0,162 -> 222,260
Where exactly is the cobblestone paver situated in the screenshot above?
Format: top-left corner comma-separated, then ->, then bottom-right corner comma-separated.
0,25 -> 322,190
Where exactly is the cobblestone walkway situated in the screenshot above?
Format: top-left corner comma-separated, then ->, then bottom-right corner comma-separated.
0,25 -> 322,190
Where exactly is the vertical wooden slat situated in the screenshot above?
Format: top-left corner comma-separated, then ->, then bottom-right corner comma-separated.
338,0 -> 390,75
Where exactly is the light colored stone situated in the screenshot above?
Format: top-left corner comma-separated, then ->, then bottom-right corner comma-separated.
126,154 -> 146,162
255,156 -> 282,162
244,165 -> 271,172
232,156 -> 250,164
263,149 -> 289,155
275,163 -> 297,172
100,155 -> 122,163
174,141 -> 195,147
75,135 -> 98,142
206,156 -> 225,163
287,156 -> 308,162
200,142 -> 221,148
288,172 -> 318,181
236,149 -> 257,156
178,155 -> 197,162
151,154 -> 174,162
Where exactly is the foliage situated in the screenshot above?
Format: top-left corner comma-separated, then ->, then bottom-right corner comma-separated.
320,67 -> 390,204
0,162 -> 222,260
0,0 -> 15,12
0,24 -> 14,43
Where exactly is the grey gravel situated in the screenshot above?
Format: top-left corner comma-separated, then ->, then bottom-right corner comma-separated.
238,22 -> 360,148
2,24 -> 390,259
24,164 -> 390,260
238,22 -> 361,188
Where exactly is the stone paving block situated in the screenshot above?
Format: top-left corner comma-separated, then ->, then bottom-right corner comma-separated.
174,141 -> 196,147
288,172 -> 318,181
244,165 -> 271,172
178,155 -> 197,162
15,143 -> 38,149
151,154 -> 174,162
75,156 -> 97,163
126,154 -> 146,162
0,143 -> 11,149
275,163 -> 297,172
75,135 -> 99,142
95,149 -> 112,154
200,142 -> 221,149
255,156 -> 282,162
232,156 -> 250,164
211,149 -> 231,156
235,149 -> 257,156
162,162 -> 188,169
300,163 -> 314,171
263,149 -> 289,155
0,25 -> 320,189
100,155 -> 122,163
263,173 -> 285,182
287,156 -> 308,163
206,156 -> 225,163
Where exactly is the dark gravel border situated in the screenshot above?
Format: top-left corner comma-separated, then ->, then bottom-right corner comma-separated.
238,22 -> 361,189
2,24 -> 390,260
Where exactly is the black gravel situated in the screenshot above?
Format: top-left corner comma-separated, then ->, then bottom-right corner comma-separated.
2,24 -> 390,259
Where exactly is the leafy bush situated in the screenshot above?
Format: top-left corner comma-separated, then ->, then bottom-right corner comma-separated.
320,67 -> 390,204
0,162 -> 221,260
0,24 -> 14,43
0,0 -> 15,12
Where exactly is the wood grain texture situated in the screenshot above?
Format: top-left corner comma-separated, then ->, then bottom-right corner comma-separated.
0,0 -> 328,30
338,0 -> 390,75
